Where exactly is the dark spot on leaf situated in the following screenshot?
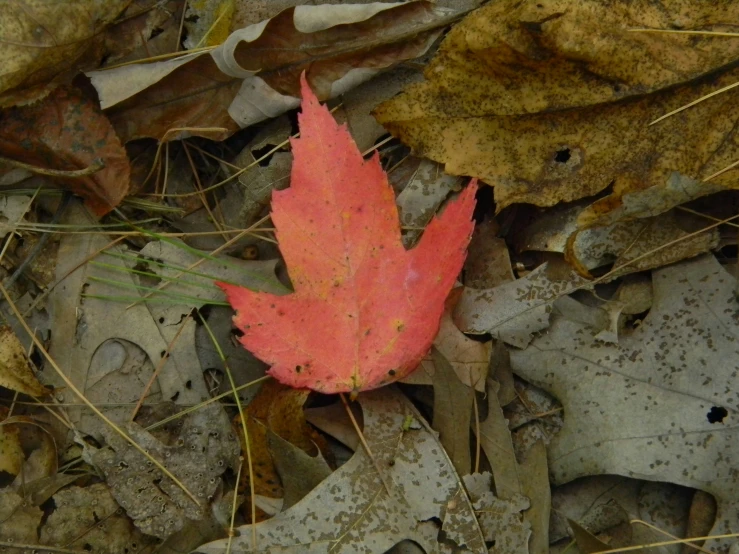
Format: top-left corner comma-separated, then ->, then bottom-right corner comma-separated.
707,406 -> 728,424
554,148 -> 571,163
388,369 -> 396,376
295,365 -> 302,373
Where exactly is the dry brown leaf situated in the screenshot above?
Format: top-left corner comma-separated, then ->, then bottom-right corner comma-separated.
0,407 -> 24,476
0,325 -> 47,397
0,0 -> 130,106
91,2 -> 461,142
0,87 -> 131,216
374,0 -> 739,214
236,380 -> 330,516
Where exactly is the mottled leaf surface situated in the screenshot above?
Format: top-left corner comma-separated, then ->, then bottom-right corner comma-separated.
510,255 -> 739,551
196,387 -> 487,554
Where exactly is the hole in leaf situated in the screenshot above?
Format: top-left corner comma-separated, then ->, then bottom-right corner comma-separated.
554,148 -> 571,163
707,406 -> 728,423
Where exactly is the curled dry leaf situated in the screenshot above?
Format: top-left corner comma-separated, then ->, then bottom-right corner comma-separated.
374,0 -> 739,217
91,1 -> 462,142
510,254 -> 739,551
220,76 -> 477,394
0,87 -> 130,216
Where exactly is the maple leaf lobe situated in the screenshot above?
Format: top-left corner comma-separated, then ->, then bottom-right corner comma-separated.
219,75 -> 477,394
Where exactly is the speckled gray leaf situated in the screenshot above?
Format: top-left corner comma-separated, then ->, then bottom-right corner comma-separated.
396,158 -> 462,247
454,262 -> 590,348
91,403 -> 240,540
510,254 -> 739,553
463,473 -> 530,554
40,483 -> 154,553
196,387 -> 487,554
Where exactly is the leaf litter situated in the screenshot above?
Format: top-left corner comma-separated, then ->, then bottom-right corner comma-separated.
0,0 -> 738,552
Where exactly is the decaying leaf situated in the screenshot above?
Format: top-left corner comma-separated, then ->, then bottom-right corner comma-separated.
196,387 -> 488,554
510,254 -> 739,550
91,403 -> 240,539
220,76 -> 477,394
0,1 -> 130,106
0,489 -> 43,545
40,483 -> 154,554
0,196 -> 31,239
0,87 -> 131,216
464,219 -> 514,289
91,2 -> 462,142
396,158 -> 464,247
516,203 -> 721,278
374,0 -> 739,215
0,325 -> 47,397
235,380 -> 330,516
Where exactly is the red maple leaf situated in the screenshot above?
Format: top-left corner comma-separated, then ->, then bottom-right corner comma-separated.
219,76 -> 477,394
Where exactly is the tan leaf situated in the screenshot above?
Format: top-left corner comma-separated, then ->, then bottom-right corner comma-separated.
374,0 -> 739,213
0,325 -> 46,397
0,407 -> 24,476
0,0 -> 130,106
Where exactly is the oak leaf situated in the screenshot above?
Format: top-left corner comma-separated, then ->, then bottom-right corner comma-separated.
219,76 -> 477,394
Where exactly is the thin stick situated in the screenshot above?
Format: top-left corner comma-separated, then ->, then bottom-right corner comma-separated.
650,80 -> 739,125
145,376 -> 270,431
226,457 -> 244,554
629,519 -> 712,554
0,542 -> 85,554
0,157 -> 104,178
628,28 -> 739,38
703,158 -> 739,181
340,393 -> 373,458
175,0 -> 189,52
199,314 -> 257,551
472,389 -> 481,474
0,283 -> 200,506
592,532 -> 739,553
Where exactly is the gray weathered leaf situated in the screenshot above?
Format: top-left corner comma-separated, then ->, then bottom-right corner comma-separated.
510,254 -> 739,552
196,387 -> 487,554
